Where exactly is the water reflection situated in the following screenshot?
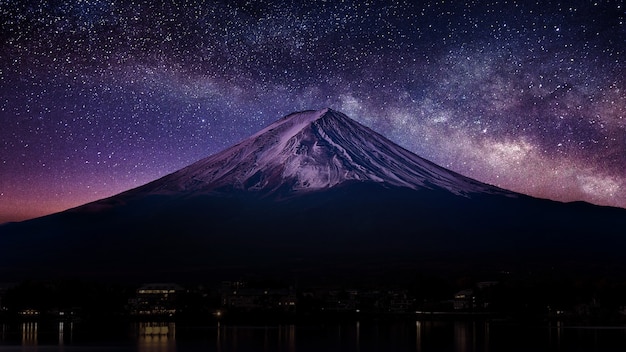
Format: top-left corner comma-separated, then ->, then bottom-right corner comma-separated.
0,319 -> 625,351
416,321 -> 421,352
215,323 -> 296,352
58,321 -> 64,346
136,322 -> 176,352
21,322 -> 37,346
454,321 -> 491,352
548,320 -> 563,351
355,321 -> 360,352
216,321 -> 222,352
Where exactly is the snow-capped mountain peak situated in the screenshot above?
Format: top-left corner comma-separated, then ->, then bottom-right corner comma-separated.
137,108 -> 510,197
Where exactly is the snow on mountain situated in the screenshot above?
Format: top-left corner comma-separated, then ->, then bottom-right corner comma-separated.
132,108 -> 512,198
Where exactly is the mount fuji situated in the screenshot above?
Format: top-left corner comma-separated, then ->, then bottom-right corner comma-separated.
106,108 -> 510,200
1,108 -> 625,282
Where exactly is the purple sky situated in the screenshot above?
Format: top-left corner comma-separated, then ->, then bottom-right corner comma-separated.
1,1 -> 625,223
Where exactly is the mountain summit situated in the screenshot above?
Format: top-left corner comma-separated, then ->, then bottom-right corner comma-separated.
1,109 -> 626,282
127,108 -> 508,198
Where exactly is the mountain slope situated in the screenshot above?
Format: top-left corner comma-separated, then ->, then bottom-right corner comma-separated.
119,108 -> 511,198
1,108 -> 625,282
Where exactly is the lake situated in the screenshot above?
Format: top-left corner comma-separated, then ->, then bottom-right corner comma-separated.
2,319 -> 626,351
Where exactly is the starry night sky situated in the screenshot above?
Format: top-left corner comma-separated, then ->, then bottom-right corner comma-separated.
1,0 -> 624,223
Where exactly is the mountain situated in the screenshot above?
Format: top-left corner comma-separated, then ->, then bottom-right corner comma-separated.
96,108 -> 509,203
1,108 -> 626,283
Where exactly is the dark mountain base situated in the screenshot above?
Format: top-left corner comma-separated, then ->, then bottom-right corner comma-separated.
2,182 -> 625,285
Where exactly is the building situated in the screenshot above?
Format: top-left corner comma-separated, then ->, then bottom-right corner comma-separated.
219,281 -> 297,313
453,289 -> 475,310
129,283 -> 184,317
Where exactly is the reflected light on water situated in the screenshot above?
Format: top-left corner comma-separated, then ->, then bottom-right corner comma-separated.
452,320 -> 491,352
287,324 -> 295,352
216,321 -> 222,352
454,321 -> 469,352
1,318 -> 624,351
356,321 -> 360,352
548,319 -> 563,350
21,322 -> 37,346
215,323 -> 296,352
137,322 -> 176,352
416,321 -> 422,352
485,321 -> 490,352
58,321 -> 64,346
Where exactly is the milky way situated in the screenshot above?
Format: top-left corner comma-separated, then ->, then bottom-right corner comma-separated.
1,0 -> 624,223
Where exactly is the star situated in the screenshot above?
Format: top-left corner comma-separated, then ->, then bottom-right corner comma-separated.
0,0 -> 624,223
